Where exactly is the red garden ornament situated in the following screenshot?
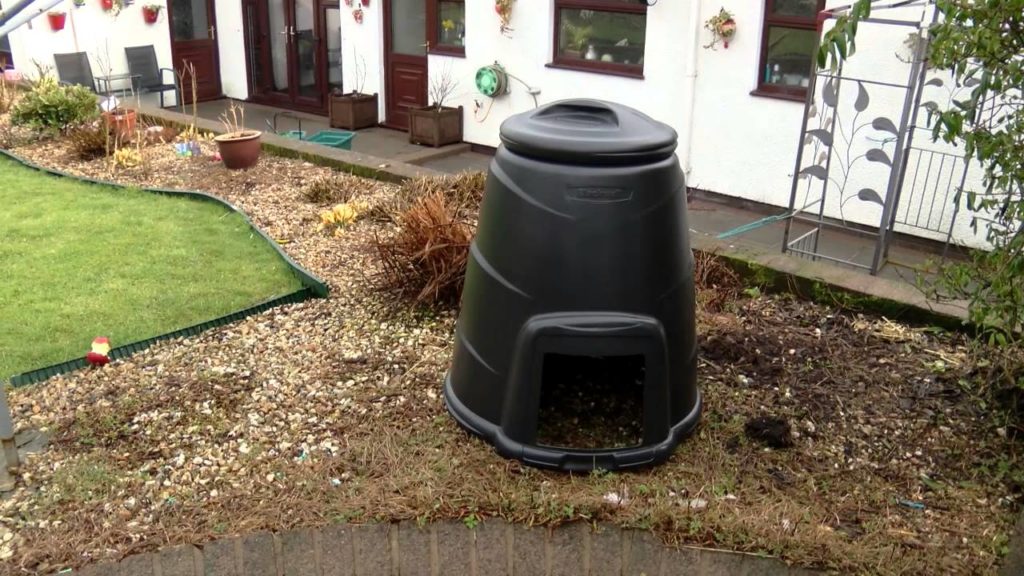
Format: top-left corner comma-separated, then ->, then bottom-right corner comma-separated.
360,0 -> 369,6
352,7 -> 364,24
47,11 -> 66,31
101,0 -> 114,11
85,337 -> 112,367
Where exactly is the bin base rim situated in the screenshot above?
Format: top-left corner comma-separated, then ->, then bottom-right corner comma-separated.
443,373 -> 701,472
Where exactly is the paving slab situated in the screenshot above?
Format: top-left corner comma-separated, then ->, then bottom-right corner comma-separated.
280,528 -> 319,576
512,525 -> 548,576
320,523 -> 355,576
397,523 -> 432,576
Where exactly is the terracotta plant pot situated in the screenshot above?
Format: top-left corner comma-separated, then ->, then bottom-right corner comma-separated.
214,131 -> 263,170
47,12 -> 66,31
101,0 -> 114,11
329,92 -> 378,130
142,6 -> 160,24
408,105 -> 463,147
102,109 -> 137,139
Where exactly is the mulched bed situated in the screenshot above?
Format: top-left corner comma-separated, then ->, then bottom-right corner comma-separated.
0,128 -> 1021,576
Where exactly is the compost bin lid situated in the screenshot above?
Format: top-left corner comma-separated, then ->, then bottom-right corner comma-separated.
499,99 -> 678,165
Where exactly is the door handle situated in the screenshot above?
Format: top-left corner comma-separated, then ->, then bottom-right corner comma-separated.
290,26 -> 296,37
209,25 -> 216,41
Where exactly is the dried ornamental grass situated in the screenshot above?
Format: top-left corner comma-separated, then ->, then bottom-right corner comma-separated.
375,189 -> 474,307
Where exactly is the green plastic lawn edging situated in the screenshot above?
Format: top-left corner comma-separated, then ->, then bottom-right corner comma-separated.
0,148 -> 329,387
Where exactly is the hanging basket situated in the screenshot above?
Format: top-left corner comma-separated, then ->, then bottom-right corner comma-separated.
101,0 -> 115,11
142,6 -> 161,24
47,11 -> 67,31
360,0 -> 369,6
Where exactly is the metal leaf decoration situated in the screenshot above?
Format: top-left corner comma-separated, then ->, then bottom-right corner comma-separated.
817,150 -> 828,165
822,79 -> 837,108
807,104 -> 817,119
872,117 -> 899,135
866,148 -> 892,166
964,77 -> 981,88
857,188 -> 884,205
807,129 -> 833,147
925,77 -> 944,87
803,135 -> 812,146
800,165 -> 828,180
854,82 -> 870,112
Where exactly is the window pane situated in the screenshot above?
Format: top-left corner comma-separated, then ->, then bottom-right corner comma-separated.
436,1 -> 465,47
557,9 -> 646,66
326,7 -> 343,91
172,0 -> 209,41
771,0 -> 819,19
391,0 -> 426,56
763,26 -> 816,88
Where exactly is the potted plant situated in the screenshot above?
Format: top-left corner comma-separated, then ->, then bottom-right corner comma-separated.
330,50 -> 378,130
142,4 -> 161,24
408,68 -> 462,147
47,11 -> 67,31
73,0 -> 86,7
214,101 -> 262,170
100,96 -> 136,139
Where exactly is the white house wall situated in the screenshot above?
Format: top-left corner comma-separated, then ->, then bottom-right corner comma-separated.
6,1 -> 174,102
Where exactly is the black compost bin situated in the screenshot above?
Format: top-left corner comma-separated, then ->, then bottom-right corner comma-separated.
444,99 -> 700,472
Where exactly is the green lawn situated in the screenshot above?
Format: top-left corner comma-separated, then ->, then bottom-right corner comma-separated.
0,156 -> 304,379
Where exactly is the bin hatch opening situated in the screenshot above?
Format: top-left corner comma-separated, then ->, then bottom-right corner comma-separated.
537,353 -> 645,450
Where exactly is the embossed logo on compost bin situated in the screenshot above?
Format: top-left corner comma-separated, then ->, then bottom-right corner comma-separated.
566,187 -> 633,203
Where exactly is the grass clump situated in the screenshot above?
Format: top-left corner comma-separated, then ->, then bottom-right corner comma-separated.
0,156 -> 303,379
67,122 -> 110,160
303,173 -> 357,205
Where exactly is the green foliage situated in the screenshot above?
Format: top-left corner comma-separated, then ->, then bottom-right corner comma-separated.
10,76 -> 98,133
816,0 -> 871,70
825,1 -> 1024,344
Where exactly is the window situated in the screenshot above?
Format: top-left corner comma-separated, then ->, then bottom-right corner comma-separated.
427,0 -> 465,57
755,0 -> 825,101
551,0 -> 647,78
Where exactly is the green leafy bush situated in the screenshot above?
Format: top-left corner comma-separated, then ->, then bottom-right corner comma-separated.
10,77 -> 98,132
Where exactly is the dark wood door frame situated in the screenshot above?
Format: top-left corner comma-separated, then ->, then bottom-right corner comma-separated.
167,0 -> 223,103
383,0 -> 428,130
243,0 -> 334,115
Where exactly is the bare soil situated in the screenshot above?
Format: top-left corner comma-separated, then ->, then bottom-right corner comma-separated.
0,129 -> 1020,576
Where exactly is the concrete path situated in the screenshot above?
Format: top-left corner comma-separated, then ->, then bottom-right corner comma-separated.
69,520 -> 816,576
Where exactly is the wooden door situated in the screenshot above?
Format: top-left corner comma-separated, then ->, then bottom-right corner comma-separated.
243,0 -> 333,114
168,0 -> 222,102
384,0 -> 427,130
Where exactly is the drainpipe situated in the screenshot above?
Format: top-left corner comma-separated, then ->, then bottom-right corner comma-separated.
678,0 -> 702,176
0,0 -> 35,28
0,0 -> 64,41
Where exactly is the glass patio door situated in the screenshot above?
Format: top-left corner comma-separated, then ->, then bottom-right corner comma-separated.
244,0 -> 329,111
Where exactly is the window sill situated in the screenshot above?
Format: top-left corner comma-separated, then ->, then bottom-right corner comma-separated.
428,46 -> 466,58
749,88 -> 807,103
546,61 -> 644,80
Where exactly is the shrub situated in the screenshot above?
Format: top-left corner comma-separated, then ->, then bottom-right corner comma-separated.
375,189 -> 475,308
67,123 -> 110,160
0,75 -> 15,115
366,171 -> 485,223
303,174 -> 356,204
10,76 -> 98,132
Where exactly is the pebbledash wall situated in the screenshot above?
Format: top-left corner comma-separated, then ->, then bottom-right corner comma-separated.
8,0 -> 989,249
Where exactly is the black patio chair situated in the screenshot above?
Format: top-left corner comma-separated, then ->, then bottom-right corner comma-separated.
125,45 -> 178,108
53,52 -> 96,92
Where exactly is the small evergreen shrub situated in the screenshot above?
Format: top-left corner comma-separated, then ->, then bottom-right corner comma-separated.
10,76 -> 98,132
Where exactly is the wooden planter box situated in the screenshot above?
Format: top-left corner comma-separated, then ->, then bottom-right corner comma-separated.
329,92 -> 378,130
408,105 -> 463,147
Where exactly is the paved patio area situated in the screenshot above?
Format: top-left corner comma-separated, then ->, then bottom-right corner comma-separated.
192,99 -> 491,174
